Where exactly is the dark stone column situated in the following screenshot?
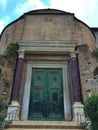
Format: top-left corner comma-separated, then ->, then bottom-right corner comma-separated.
12,50 -> 24,101
70,52 -> 85,123
70,53 -> 82,102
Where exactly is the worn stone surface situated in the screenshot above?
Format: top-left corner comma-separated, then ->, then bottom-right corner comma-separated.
77,44 -> 97,100
0,10 -> 95,54
0,56 -> 17,103
0,9 -> 97,114
5,121 -> 85,130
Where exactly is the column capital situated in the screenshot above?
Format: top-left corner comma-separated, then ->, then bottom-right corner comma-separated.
17,49 -> 25,58
70,51 -> 78,58
70,51 -> 76,58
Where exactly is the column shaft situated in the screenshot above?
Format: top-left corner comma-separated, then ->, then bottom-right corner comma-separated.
70,56 -> 82,102
12,57 -> 24,100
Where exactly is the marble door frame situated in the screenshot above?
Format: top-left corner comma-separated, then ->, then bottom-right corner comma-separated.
21,62 -> 71,121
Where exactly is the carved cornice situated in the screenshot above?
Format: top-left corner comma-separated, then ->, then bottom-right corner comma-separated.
18,41 -> 76,54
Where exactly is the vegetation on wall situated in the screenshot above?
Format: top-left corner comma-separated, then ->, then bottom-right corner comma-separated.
85,94 -> 98,130
0,43 -> 19,59
0,99 -> 11,129
91,49 -> 98,57
0,43 -> 18,129
0,99 -> 6,117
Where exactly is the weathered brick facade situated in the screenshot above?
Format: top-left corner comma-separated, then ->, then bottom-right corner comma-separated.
0,56 -> 17,102
0,9 -> 97,122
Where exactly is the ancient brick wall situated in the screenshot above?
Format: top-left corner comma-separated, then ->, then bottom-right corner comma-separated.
0,56 -> 17,103
0,10 -> 97,102
77,45 -> 97,100
0,13 -> 96,53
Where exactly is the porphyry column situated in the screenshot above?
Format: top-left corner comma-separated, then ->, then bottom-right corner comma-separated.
70,52 -> 85,123
12,50 -> 24,100
6,50 -> 25,121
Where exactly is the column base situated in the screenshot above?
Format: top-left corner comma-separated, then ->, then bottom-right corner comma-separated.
6,101 -> 20,121
72,102 -> 85,124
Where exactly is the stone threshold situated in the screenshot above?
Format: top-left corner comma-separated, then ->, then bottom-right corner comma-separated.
5,121 -> 85,129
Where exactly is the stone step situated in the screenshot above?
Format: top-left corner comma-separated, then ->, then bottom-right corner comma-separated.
5,121 -> 85,130
4,128 -> 85,130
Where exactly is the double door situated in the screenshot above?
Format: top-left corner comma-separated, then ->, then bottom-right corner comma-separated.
28,68 -> 64,120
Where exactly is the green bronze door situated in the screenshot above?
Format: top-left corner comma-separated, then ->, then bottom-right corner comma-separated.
28,68 -> 64,121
